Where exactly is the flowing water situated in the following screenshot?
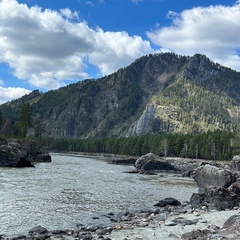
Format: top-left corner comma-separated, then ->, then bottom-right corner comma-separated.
0,153 -> 197,236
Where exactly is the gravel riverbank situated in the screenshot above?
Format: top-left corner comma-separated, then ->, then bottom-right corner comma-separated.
3,203 -> 239,240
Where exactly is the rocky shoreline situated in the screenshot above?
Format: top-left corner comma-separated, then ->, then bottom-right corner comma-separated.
2,200 -> 239,240
2,152 -> 240,239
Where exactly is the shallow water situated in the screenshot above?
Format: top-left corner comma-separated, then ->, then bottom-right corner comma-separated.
0,153 -> 197,236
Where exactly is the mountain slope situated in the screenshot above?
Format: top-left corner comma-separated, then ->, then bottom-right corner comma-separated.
1,53 -> 240,138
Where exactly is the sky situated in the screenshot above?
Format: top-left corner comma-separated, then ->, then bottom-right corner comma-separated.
0,0 -> 239,104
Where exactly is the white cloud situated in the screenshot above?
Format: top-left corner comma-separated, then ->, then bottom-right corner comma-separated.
60,8 -> 79,20
89,29 -> 153,75
0,0 -> 153,91
0,87 -> 31,104
0,80 -> 4,86
147,2 -> 240,71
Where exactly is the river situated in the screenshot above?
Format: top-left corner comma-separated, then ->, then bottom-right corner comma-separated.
0,153 -> 197,236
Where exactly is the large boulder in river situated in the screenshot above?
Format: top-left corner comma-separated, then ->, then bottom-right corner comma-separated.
0,144 -> 34,167
7,139 -> 51,163
0,139 -> 51,167
135,153 -> 179,173
192,164 -> 236,193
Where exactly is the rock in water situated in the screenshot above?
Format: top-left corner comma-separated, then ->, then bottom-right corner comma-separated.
0,138 -> 51,167
135,153 -> 179,173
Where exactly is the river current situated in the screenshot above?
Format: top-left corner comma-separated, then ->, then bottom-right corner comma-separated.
0,153 -> 197,236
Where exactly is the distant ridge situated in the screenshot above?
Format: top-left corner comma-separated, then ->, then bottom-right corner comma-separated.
1,52 -> 240,138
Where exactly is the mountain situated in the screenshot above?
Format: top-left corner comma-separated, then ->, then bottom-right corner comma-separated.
1,52 -> 240,138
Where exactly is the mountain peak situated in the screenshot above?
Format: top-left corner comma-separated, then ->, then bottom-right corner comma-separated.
1,53 -> 240,138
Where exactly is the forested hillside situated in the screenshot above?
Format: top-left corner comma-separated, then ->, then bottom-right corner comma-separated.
1,53 -> 240,139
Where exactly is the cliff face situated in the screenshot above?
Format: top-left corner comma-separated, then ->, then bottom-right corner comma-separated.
1,53 -> 240,138
126,104 -> 156,137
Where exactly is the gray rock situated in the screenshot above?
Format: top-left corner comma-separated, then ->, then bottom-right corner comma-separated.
164,220 -> 177,226
0,144 -> 28,167
190,187 -> 238,210
181,229 -> 212,240
232,155 -> 240,161
192,164 -> 236,193
0,139 -> 51,167
182,214 -> 240,239
154,197 -> 181,207
28,226 -> 48,236
231,157 -> 240,171
135,153 -> 179,173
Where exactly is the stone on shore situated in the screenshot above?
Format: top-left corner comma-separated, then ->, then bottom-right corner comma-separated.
192,164 -> 236,193
182,214 -> 240,239
154,197 -> 181,207
190,164 -> 240,210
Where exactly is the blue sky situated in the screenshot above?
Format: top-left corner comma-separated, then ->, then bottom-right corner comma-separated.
0,0 -> 239,103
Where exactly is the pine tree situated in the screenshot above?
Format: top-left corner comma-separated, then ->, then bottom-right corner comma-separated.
18,103 -> 33,137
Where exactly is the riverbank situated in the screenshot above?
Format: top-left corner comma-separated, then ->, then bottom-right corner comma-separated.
108,208 -> 240,240
2,153 -> 240,239
5,204 -> 239,240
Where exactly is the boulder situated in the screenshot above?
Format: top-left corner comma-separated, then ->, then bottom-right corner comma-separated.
135,153 -> 179,173
190,187 -> 238,210
190,164 -> 240,210
154,197 -> 181,207
0,139 -> 51,167
110,158 -> 137,165
231,156 -> 240,171
8,139 -> 51,163
0,144 -> 27,167
181,229 -> 213,240
28,225 -> 48,236
232,155 -> 240,161
192,164 -> 236,193
33,152 -> 52,163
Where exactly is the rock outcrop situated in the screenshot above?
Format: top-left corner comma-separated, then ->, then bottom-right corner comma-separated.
126,104 -> 156,137
190,164 -> 240,210
0,138 -> 51,167
134,153 -> 180,173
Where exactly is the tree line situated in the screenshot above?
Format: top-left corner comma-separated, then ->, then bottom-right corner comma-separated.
43,129 -> 236,161
0,102 -> 238,161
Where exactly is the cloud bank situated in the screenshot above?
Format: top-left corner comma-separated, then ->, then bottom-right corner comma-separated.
147,2 -> 240,71
0,0 -> 152,93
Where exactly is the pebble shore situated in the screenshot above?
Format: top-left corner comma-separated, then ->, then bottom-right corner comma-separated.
2,203 -> 239,240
